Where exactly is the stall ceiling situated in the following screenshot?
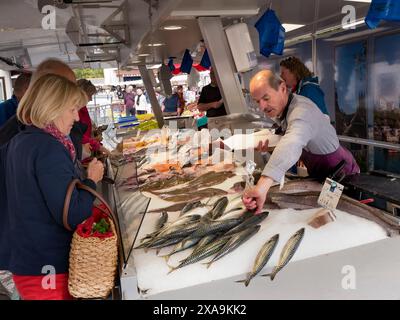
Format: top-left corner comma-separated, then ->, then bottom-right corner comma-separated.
0,0 -> 375,71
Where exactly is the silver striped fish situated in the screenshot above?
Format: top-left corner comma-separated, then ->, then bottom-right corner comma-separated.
263,228 -> 305,280
236,234 -> 279,286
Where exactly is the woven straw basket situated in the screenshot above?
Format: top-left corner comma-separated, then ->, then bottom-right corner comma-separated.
63,179 -> 120,299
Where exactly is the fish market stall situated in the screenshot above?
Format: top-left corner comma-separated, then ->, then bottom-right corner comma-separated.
101,127 -> 400,300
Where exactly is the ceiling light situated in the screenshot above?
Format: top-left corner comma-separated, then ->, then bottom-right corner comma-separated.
161,25 -> 185,31
345,0 -> 371,3
282,24 -> 305,32
138,53 -> 150,57
147,43 -> 165,47
342,19 -> 365,29
146,64 -> 162,69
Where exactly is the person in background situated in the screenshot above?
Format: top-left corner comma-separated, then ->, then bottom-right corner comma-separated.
176,85 -> 185,115
77,79 -> 110,159
242,70 -> 359,214
124,85 -> 136,116
162,86 -> 182,114
135,88 -> 148,114
197,69 -> 227,125
155,88 -> 165,107
116,85 -> 124,100
4,74 -> 104,300
280,56 -> 329,116
0,73 -> 32,127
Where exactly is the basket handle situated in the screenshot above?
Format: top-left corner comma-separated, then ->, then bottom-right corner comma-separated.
63,179 -> 117,234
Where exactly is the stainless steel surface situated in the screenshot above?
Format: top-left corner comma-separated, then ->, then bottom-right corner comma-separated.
198,16 -> 249,115
138,65 -> 164,128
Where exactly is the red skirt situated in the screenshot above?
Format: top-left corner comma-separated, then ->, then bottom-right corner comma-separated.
13,273 -> 73,300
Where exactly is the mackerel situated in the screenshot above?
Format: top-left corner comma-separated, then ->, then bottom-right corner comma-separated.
236,234 -> 279,286
263,228 -> 305,280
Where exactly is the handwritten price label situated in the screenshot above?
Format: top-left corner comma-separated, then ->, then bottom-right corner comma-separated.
318,178 -> 344,210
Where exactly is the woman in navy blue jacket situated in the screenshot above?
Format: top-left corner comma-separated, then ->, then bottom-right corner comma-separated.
4,74 -> 104,300
280,56 -> 329,116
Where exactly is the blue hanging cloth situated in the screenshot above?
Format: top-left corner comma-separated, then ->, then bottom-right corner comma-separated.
180,49 -> 193,74
168,57 -> 175,71
365,0 -> 400,29
254,9 -> 285,58
200,49 -> 211,69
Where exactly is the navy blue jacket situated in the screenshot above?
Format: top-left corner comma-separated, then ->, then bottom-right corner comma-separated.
1,126 -> 96,275
296,76 -> 329,116
0,95 -> 18,127
0,115 -> 86,161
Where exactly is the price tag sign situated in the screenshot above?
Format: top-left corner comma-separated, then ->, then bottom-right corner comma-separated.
317,178 -> 344,210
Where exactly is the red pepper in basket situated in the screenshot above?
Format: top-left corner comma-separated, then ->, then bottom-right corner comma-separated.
76,204 -> 114,239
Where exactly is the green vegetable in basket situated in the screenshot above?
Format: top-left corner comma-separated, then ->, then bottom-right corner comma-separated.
92,218 -> 110,234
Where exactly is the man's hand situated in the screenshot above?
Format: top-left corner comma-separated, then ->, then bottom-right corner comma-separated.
242,176 -> 274,214
255,139 -> 269,153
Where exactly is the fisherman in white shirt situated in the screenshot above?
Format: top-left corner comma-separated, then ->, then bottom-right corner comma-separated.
243,70 -> 360,214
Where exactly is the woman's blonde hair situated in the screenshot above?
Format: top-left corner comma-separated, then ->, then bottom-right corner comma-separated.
17,74 -> 87,128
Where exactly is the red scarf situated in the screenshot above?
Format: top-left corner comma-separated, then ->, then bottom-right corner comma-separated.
43,124 -> 76,161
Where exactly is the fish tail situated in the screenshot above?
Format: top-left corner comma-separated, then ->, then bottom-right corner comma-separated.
167,265 -> 177,275
235,273 -> 251,287
235,279 -> 246,284
235,279 -> 251,287
201,261 -> 213,269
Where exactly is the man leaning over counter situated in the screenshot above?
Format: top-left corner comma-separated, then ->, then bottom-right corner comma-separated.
243,70 -> 360,214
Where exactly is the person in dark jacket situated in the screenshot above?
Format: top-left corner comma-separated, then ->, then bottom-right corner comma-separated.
0,59 -> 84,299
0,73 -> 32,127
280,56 -> 329,116
3,74 -> 104,300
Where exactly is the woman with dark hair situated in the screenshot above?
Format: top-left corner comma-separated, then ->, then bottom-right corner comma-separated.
280,56 -> 329,116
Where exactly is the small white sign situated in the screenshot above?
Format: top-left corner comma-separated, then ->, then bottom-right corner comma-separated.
318,178 -> 344,210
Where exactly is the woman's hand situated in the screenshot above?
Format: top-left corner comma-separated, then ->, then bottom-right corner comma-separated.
87,158 -> 104,183
99,146 -> 111,156
82,143 -> 92,155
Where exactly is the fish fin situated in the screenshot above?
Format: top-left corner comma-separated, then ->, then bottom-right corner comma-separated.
270,272 -> 277,281
155,249 -> 161,255
261,273 -> 271,277
162,255 -> 170,263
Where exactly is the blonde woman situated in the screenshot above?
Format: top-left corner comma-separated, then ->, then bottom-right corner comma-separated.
4,74 -> 104,300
